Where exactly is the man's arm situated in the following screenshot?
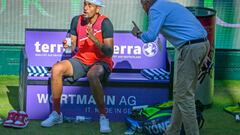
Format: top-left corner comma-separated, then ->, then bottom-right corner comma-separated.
91,36 -> 113,57
140,8 -> 166,43
70,35 -> 77,52
69,16 -> 79,52
86,25 -> 113,57
86,18 -> 114,57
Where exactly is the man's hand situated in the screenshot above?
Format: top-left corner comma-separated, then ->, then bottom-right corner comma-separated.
198,56 -> 214,84
62,39 -> 69,49
131,21 -> 142,38
86,24 -> 96,41
86,23 -> 101,47
85,23 -> 114,57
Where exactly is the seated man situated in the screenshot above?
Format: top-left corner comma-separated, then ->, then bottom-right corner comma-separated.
41,0 -> 114,133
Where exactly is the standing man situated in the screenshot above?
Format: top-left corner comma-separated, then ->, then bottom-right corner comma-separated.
41,0 -> 113,133
132,0 -> 209,135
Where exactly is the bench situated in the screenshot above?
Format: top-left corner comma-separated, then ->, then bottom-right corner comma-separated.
19,29 -> 173,121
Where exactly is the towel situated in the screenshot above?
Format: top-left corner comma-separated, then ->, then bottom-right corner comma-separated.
141,68 -> 170,80
28,73 -> 50,77
28,66 -> 51,77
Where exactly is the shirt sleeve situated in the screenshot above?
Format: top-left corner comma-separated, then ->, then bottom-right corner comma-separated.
140,8 -> 166,43
101,18 -> 114,39
69,16 -> 79,36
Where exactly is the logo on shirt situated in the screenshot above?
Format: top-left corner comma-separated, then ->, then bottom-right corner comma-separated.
142,42 -> 158,57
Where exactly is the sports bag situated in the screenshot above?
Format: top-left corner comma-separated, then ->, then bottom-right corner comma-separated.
125,100 -> 205,135
125,101 -> 173,135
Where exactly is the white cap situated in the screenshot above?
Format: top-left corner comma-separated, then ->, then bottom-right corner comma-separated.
85,0 -> 105,7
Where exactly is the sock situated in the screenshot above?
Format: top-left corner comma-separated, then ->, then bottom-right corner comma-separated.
52,98 -> 61,114
98,104 -> 107,116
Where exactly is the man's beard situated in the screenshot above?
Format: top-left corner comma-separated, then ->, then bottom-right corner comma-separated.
83,14 -> 95,22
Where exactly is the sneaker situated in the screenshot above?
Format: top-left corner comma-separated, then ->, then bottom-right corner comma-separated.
99,115 -> 111,133
41,111 -> 63,127
12,111 -> 29,128
3,110 -> 18,127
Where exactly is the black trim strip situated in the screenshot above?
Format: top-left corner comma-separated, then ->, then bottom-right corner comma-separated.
27,80 -> 169,88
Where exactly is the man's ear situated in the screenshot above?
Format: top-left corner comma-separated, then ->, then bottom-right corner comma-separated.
96,7 -> 101,14
146,0 -> 152,7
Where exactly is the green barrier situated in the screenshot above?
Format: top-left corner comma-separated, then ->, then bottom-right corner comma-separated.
215,50 -> 240,80
0,45 -> 23,75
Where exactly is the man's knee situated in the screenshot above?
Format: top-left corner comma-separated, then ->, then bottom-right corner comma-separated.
87,70 -> 101,81
52,63 -> 65,76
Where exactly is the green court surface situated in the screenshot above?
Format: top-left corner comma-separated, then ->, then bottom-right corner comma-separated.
0,76 -> 239,135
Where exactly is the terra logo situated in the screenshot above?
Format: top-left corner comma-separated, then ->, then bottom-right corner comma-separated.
142,42 -> 158,57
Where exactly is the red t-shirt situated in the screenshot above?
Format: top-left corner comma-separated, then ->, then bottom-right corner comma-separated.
73,15 -> 114,71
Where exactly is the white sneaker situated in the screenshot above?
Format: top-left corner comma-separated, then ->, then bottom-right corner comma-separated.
41,111 -> 63,127
99,115 -> 111,133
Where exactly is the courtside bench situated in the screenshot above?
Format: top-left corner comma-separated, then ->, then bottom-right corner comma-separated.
19,29 -> 173,121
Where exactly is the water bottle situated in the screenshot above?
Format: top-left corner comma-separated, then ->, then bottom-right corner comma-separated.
63,116 -> 75,123
235,114 -> 240,122
65,30 -> 72,54
64,115 -> 92,123
76,115 -> 92,122
0,118 -> 3,125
